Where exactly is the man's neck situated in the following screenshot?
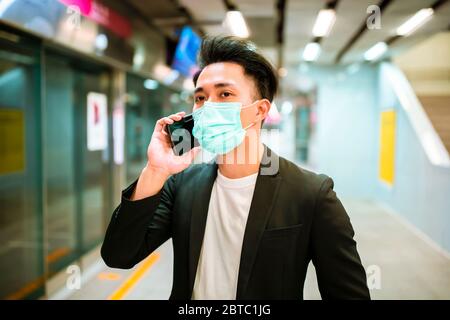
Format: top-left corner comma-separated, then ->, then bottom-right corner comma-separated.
217,139 -> 264,179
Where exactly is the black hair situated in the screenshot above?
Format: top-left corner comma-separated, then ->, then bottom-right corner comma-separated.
193,36 -> 278,102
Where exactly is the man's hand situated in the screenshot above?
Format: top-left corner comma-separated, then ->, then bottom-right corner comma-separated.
132,111 -> 200,200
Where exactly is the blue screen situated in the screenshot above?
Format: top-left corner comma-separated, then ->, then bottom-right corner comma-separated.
171,26 -> 201,77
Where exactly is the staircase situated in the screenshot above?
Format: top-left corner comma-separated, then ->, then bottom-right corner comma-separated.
418,96 -> 450,154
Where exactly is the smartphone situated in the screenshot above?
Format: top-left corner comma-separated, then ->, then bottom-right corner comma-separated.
167,113 -> 199,156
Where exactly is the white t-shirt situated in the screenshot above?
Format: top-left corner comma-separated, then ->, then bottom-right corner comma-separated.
191,169 -> 258,299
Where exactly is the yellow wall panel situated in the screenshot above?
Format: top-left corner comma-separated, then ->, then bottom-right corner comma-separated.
379,110 -> 396,185
0,109 -> 25,175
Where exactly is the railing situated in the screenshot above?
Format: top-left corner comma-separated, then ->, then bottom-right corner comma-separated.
381,63 -> 450,168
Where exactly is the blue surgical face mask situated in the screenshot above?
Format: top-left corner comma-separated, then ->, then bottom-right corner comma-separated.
192,100 -> 259,155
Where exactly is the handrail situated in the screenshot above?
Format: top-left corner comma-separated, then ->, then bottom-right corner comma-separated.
381,63 -> 450,168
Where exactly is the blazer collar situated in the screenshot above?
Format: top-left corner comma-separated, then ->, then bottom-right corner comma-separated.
236,146 -> 282,298
188,145 -> 282,298
188,162 -> 217,295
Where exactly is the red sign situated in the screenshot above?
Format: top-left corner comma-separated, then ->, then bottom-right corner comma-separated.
59,0 -> 132,39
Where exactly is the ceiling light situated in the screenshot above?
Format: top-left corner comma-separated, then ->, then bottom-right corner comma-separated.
347,63 -> 360,74
266,102 -> 281,124
182,78 -> 195,91
95,34 -> 108,51
133,46 -> 146,69
154,64 -> 172,80
224,11 -> 250,38
278,67 -> 288,77
364,42 -> 388,61
163,70 -> 180,85
281,101 -> 293,115
298,63 -> 309,73
312,9 -> 336,37
144,79 -> 158,90
0,0 -> 17,17
302,42 -> 321,61
396,8 -> 434,36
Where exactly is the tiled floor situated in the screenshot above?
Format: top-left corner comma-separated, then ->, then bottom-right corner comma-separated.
51,199 -> 450,300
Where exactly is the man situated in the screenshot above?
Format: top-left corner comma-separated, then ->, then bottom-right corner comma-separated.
101,36 -> 370,300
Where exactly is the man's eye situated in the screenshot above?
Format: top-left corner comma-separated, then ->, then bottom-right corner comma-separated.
221,92 -> 232,98
195,96 -> 205,103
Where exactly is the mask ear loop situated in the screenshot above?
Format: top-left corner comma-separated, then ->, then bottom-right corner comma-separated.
243,122 -> 256,130
242,100 -> 261,130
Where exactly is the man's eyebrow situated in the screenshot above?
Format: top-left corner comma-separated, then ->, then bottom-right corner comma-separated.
194,87 -> 204,94
214,82 -> 236,88
194,82 -> 237,94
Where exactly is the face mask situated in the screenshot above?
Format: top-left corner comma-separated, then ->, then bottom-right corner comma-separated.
192,100 -> 259,155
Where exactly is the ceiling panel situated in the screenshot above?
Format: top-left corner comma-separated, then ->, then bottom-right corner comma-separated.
122,0 -> 449,70
179,0 -> 226,37
341,0 -> 436,64
247,16 -> 277,47
285,0 -> 324,40
238,0 -> 277,47
126,0 -> 182,19
260,47 -> 278,66
387,1 -> 450,59
284,0 -> 324,66
284,0 -> 324,67
181,0 -> 277,48
179,0 -> 226,22
318,0 -> 375,64
237,0 -> 276,18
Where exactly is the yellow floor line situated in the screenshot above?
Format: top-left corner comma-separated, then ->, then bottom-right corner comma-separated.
5,276 -> 45,300
46,247 -> 71,264
6,246 -> 71,299
107,252 -> 160,300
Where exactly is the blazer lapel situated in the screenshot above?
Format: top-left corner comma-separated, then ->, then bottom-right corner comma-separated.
188,162 -> 217,294
187,146 -> 282,298
236,146 -> 282,299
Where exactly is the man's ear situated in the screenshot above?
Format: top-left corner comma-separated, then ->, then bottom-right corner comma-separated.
257,99 -> 272,121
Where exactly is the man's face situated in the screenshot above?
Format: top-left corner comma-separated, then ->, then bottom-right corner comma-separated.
193,62 -> 262,128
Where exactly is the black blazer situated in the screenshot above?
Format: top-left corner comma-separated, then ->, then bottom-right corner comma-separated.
101,147 -> 370,299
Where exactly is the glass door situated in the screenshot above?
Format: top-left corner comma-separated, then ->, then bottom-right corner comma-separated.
44,51 -> 112,275
125,74 -> 163,184
0,30 -> 44,299
74,67 -> 112,252
44,53 -> 78,274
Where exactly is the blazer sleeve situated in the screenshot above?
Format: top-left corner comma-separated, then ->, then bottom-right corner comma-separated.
101,174 -> 177,269
310,177 -> 370,299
